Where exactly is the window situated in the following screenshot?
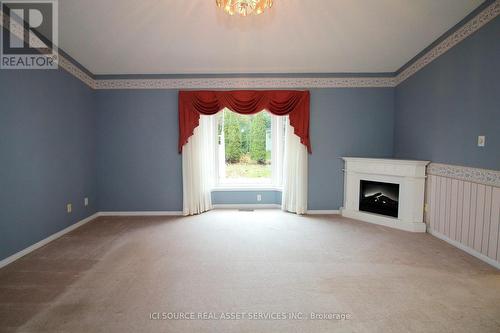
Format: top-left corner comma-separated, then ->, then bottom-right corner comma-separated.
215,108 -> 285,188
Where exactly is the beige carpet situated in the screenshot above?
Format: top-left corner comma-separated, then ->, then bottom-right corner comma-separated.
0,210 -> 499,332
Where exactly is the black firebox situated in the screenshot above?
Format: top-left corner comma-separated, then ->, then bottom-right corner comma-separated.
359,180 -> 399,218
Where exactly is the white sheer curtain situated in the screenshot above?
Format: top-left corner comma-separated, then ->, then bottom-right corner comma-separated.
281,118 -> 308,214
182,115 -> 216,216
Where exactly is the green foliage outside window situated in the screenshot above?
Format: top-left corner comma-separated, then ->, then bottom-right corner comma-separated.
249,112 -> 267,164
222,110 -> 271,174
224,111 -> 243,163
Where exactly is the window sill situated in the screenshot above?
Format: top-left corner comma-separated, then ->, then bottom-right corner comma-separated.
211,186 -> 283,192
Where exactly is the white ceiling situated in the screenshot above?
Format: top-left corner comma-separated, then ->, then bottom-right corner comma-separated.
58,0 -> 484,75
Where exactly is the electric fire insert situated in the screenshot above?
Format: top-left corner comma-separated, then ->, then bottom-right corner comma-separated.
359,180 -> 399,218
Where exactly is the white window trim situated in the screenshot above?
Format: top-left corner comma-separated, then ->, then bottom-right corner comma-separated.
212,110 -> 286,191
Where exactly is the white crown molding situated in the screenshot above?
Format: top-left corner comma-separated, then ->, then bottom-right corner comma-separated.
395,0 -> 500,85
2,1 -> 499,89
427,163 -> 500,187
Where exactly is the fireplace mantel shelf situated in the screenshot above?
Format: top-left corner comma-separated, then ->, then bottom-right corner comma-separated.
342,157 -> 430,166
341,157 -> 429,233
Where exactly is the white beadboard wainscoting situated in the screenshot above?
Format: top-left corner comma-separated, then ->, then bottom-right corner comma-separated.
425,163 -> 500,268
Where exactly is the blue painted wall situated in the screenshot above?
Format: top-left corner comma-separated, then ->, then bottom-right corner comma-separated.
308,88 -> 394,209
96,88 -> 394,211
394,16 -> 500,170
0,69 -> 97,260
96,90 -> 182,211
1,3 -> 496,264
212,190 -> 282,205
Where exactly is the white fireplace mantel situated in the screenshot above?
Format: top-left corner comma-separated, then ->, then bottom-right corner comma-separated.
341,157 -> 430,232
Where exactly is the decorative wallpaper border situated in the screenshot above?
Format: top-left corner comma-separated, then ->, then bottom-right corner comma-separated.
395,0 -> 500,85
427,163 -> 500,188
1,1 -> 499,89
58,56 -> 95,89
94,77 -> 397,89
0,10 -> 95,89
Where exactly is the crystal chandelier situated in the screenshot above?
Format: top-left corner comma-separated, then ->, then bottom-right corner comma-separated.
216,0 -> 273,16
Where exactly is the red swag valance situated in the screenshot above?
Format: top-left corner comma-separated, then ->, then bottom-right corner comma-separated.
178,90 -> 311,153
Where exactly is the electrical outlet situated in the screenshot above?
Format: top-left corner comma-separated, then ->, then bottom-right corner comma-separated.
424,203 -> 429,212
84,197 -> 89,207
477,135 -> 485,147
257,194 -> 262,202
67,203 -> 72,213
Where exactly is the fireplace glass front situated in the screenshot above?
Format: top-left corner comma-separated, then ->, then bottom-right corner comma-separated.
359,180 -> 399,218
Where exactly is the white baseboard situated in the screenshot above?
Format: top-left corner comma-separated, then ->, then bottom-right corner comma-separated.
428,228 -> 500,270
212,204 -> 281,210
0,212 -> 100,269
2,207 -> 341,270
0,211 -> 186,268
97,211 -> 183,216
307,210 -> 340,215
97,207 -> 341,214
4,210 -> 496,272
